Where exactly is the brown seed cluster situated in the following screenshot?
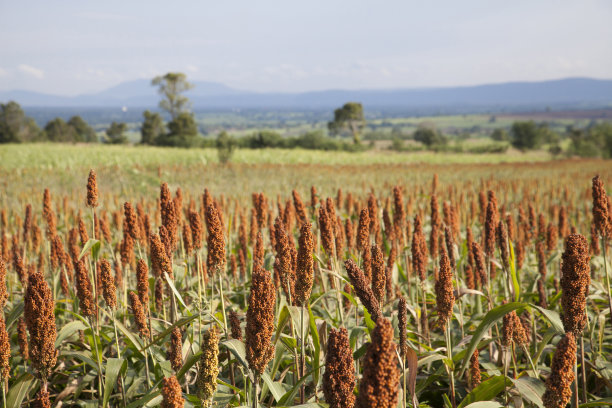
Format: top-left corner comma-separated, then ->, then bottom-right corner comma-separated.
543,333 -> 576,408
484,191 -> 498,257
86,169 -> 98,208
274,217 -> 295,302
246,265 -> 276,375
32,388 -> 52,408
560,233 -> 591,335
592,175 -> 610,237
411,215 -> 428,282
319,205 -> 335,257
99,259 -> 117,309
471,242 -> 487,288
398,297 -> 408,359
294,222 -> 314,306
435,251 -> 454,330
0,313 -> 10,379
136,259 -> 150,314
75,259 -> 95,317
24,272 -> 57,379
124,202 -> 141,241
357,208 -> 370,252
253,232 -> 264,271
0,258 -> 7,308
150,233 -> 172,279
502,310 -> 529,346
169,327 -> 182,372
496,220 -> 509,269
429,195 -> 440,258
161,375 -> 185,408
371,244 -> 386,304
197,325 -> 219,406
43,188 -> 57,238
469,349 -> 481,389
323,327 -> 356,408
357,318 -> 400,408
188,210 -> 203,251
205,204 -> 226,272
229,310 -> 242,340
17,317 -> 29,360
345,259 -> 381,321
292,190 -> 308,226
129,291 -> 150,339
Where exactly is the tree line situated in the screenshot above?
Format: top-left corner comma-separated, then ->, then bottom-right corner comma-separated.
2,72 -> 611,159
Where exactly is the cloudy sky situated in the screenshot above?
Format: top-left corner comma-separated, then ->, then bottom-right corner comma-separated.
1,0 -> 611,95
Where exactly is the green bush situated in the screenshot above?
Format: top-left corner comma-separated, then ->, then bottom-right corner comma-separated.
466,143 -> 509,154
216,131 -> 236,164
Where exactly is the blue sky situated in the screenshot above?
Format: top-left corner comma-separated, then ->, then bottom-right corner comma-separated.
1,0 -> 611,95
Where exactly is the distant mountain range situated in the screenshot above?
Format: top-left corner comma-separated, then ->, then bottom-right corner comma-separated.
2,77 -> 612,111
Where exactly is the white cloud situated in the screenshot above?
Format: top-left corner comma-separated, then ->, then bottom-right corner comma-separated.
18,64 -> 45,79
0,67 -> 8,77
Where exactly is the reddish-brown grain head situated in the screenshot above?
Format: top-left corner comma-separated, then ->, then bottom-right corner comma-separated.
560,233 -> 590,335
161,375 -> 184,408
86,169 -> 98,208
24,271 -> 57,379
246,264 -> 276,375
294,222 -> 314,306
542,333 -> 576,408
323,327 -> 356,408
356,318 -> 400,408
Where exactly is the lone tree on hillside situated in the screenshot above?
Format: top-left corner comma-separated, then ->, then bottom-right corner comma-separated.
328,102 -> 366,144
152,72 -> 194,120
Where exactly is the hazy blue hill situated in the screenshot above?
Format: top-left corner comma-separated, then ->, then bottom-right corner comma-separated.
2,77 -> 611,111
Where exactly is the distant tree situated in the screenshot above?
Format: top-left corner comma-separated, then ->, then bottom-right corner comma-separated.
549,144 -> 563,157
391,137 -> 404,151
537,123 -> 560,144
68,116 -> 97,142
328,102 -> 366,144
152,72 -> 194,120
243,130 -> 284,149
45,117 -> 77,142
157,112 -> 199,147
491,128 -> 508,141
567,123 -> 612,158
216,131 -> 236,163
0,101 -> 42,143
141,110 -> 165,145
510,121 -> 542,150
105,122 -> 128,144
413,124 -> 447,147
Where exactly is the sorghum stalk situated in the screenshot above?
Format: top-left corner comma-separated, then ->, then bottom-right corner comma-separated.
543,333 -> 576,408
0,313 -> 9,405
197,326 -> 219,407
356,318 -> 400,408
445,323 -> 456,408
161,375 -> 185,408
592,176 -> 612,324
323,327 -> 355,408
246,264 -> 276,406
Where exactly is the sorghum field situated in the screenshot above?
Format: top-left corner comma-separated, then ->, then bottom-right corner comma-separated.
0,145 -> 612,408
